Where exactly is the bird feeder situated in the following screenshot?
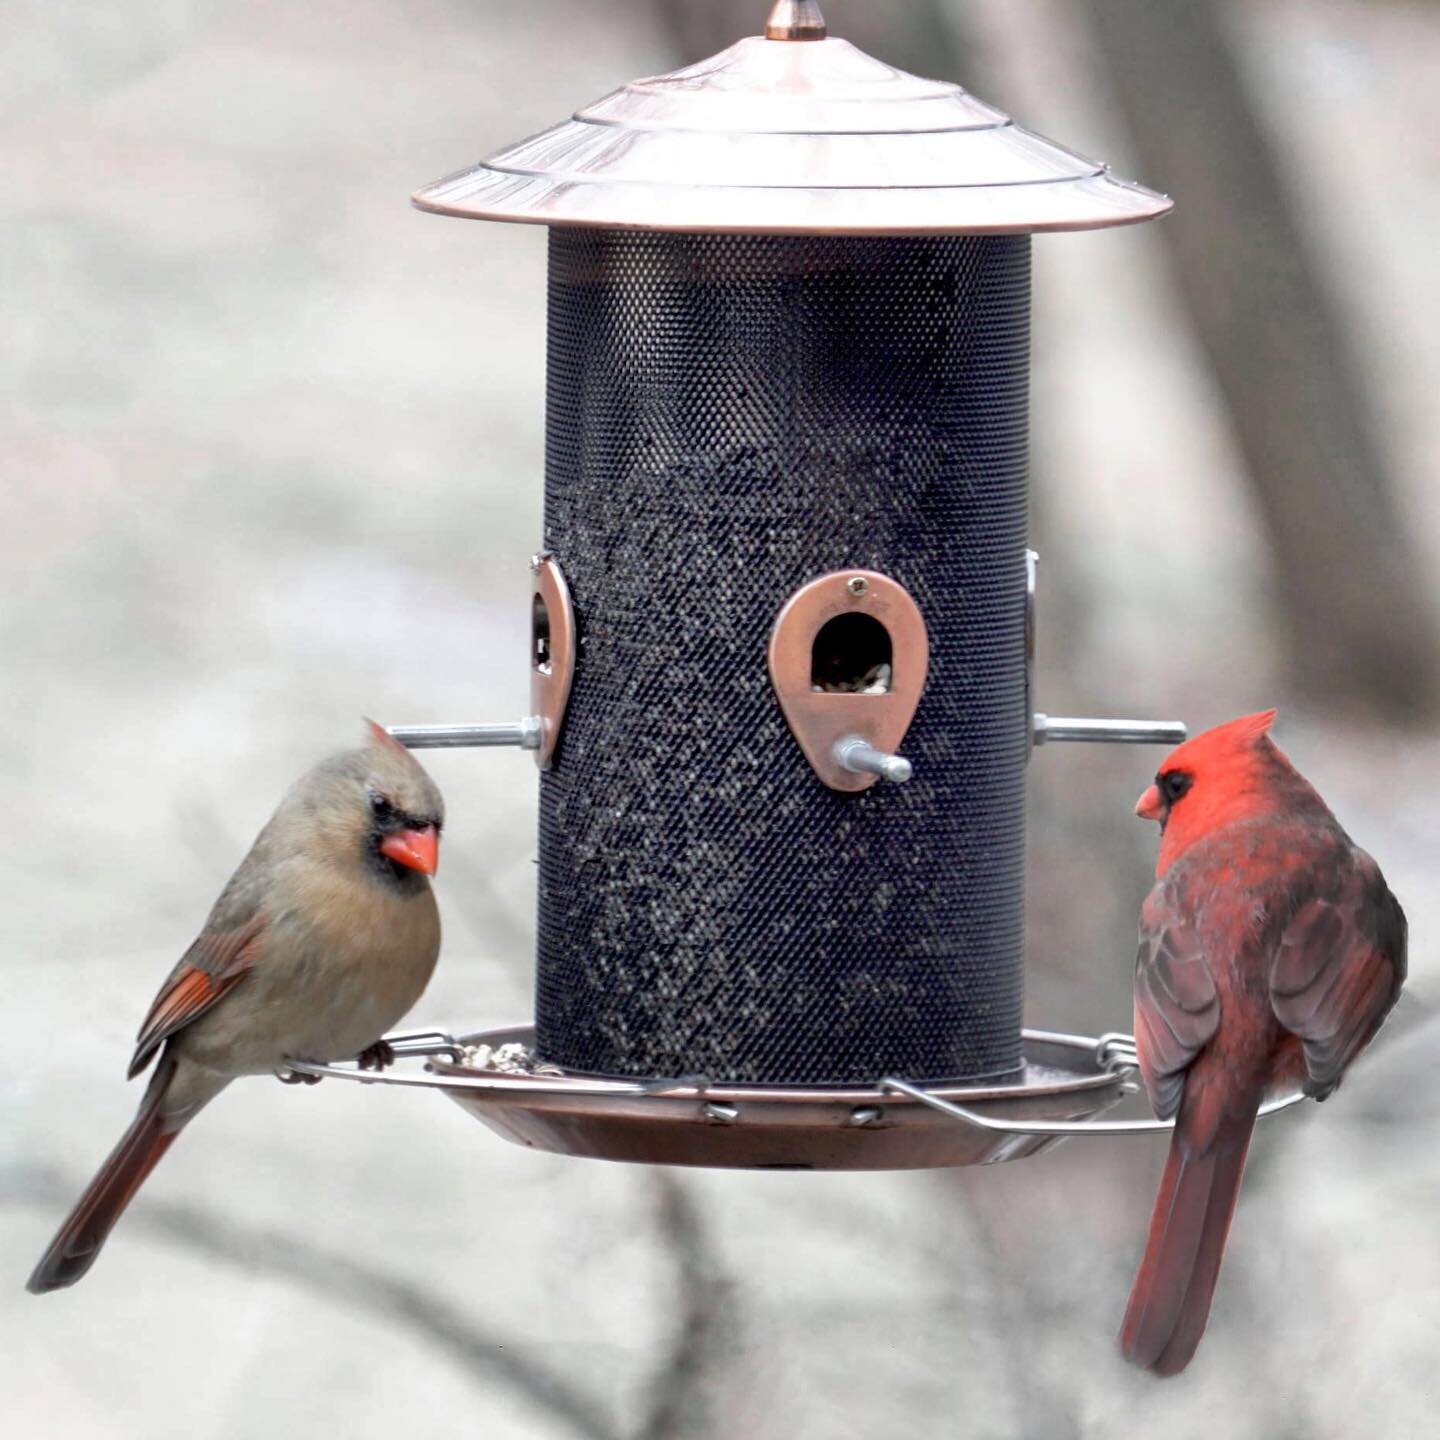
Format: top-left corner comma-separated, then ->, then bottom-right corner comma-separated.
297,2 -> 1304,1164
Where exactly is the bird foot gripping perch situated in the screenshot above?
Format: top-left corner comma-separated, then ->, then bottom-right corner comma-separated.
355,1039 -> 397,1072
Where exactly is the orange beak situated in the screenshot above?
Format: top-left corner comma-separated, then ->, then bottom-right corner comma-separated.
380,825 -> 439,876
1134,784 -> 1164,822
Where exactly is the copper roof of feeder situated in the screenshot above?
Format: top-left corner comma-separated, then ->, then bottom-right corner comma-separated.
413,0 -> 1171,235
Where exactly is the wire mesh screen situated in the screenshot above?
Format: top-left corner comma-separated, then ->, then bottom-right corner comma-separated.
536,229 -> 1031,1084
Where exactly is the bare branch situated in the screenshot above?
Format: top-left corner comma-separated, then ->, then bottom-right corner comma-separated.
5,1165 -> 621,1440
635,1172 -> 739,1440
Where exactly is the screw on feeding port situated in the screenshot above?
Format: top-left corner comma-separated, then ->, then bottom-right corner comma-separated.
834,735 -> 913,785
769,569 -> 928,792
765,0 -> 827,42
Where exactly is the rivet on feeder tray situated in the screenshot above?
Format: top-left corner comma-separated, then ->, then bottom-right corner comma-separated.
769,569 -> 927,792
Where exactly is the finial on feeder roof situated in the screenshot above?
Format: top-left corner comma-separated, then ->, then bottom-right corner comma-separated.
765,0 -> 827,42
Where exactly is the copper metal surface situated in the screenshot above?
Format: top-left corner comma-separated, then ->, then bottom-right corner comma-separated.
529,553 -> 575,770
769,569 -> 928,792
765,0 -> 827,42
429,1026 -> 1128,1171
285,1027 -> 1305,1170
412,5 -> 1172,234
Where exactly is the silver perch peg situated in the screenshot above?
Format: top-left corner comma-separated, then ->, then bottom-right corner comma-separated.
1032,715 -> 1187,747
387,718 -> 542,750
833,734 -> 913,784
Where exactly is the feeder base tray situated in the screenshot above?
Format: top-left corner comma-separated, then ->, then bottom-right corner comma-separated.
289,1025 -> 1163,1171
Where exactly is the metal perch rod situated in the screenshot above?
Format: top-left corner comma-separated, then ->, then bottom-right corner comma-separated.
1034,716 -> 1187,746
387,719 -> 541,750
385,716 -> 1183,753
284,1028 -> 1304,1141
879,1076 -> 1305,1135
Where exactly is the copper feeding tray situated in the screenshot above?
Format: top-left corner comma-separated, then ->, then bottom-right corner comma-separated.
284,1027 -> 1306,1172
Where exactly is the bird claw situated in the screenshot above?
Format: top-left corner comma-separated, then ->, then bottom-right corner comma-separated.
356,1040 -> 397,1072
276,1066 -> 323,1086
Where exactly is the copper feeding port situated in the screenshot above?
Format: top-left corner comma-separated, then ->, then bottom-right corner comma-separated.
529,553 -> 575,770
769,569 -> 928,792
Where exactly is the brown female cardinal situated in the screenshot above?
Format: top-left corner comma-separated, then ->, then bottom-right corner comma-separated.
1120,709 -> 1405,1375
27,721 -> 444,1293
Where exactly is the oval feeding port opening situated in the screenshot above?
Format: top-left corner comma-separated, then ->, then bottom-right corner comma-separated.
769,569 -> 928,792
811,612 -> 892,694
532,592 -> 552,675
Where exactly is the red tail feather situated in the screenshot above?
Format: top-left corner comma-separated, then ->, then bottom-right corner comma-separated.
27,1062 -> 184,1294
1120,1109 -> 1256,1376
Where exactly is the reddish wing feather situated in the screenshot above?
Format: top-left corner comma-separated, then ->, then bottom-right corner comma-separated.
1134,890 -> 1220,1120
1269,853 -> 1406,1096
127,914 -> 266,1079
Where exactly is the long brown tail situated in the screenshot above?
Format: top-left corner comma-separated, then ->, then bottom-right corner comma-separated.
1119,1106 -> 1257,1376
27,1059 -> 185,1293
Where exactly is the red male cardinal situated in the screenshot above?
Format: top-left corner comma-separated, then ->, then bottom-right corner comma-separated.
27,721 -> 444,1293
1120,710 -> 1405,1375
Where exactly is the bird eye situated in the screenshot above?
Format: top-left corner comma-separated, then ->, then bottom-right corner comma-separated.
369,792 -> 394,819
1159,771 -> 1193,804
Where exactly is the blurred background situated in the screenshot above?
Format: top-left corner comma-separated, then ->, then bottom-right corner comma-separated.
4,0 -> 1439,1434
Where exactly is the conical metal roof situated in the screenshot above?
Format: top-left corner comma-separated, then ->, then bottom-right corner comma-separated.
414,1 -> 1170,235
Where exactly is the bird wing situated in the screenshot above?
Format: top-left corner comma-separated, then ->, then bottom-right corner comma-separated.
1269,849 -> 1407,1097
126,811 -> 290,1080
128,911 -> 267,1080
1133,886 -> 1221,1120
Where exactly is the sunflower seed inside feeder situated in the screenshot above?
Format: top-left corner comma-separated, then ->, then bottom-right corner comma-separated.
459,1041 -> 563,1076
811,662 -> 892,696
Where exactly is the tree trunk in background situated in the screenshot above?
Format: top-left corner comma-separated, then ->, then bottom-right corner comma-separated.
1079,0 -> 1440,720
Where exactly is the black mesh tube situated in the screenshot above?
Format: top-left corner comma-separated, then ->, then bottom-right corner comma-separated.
536,230 -> 1031,1084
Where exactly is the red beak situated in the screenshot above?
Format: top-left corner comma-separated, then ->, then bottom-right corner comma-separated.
379,825 -> 439,876
1134,784 -> 1164,823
